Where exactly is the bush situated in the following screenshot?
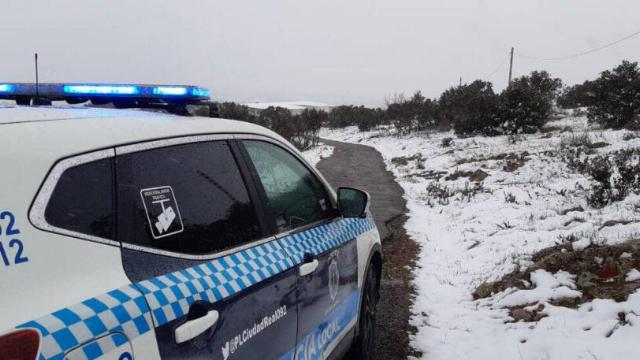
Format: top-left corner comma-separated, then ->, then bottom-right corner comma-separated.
327,105 -> 385,131
557,81 -> 597,109
385,91 -> 439,134
360,108 -> 387,132
560,133 -> 593,149
216,103 -> 324,150
259,106 -> 295,137
497,71 -> 562,135
564,147 -> 640,208
586,61 -> 640,129
441,137 -> 454,147
327,105 -> 357,128
385,93 -> 410,134
443,80 -> 500,136
218,102 -> 256,123
294,109 -> 325,149
416,98 -> 439,131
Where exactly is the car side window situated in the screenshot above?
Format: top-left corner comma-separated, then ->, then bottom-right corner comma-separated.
44,158 -> 114,239
116,140 -> 261,255
243,140 -> 334,232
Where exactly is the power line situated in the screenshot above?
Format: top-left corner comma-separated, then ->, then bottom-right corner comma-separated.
484,53 -> 510,80
515,29 -> 640,61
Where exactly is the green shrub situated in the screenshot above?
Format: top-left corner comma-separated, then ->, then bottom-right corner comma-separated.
564,147 -> 640,208
443,80 -> 500,136
257,107 -> 323,150
557,81 -> 597,109
218,102 -> 256,123
497,71 -> 562,135
328,105 -> 386,131
586,61 -> 640,129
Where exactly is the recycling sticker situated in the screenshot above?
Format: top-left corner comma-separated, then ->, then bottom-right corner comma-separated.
140,186 -> 184,239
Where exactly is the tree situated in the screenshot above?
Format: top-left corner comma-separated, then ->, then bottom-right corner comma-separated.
586,60 -> 640,129
415,98 -> 439,131
259,106 -> 295,141
557,80 -> 597,109
328,105 -> 358,128
218,102 -> 256,123
441,80 -> 500,136
386,91 -> 437,134
295,109 -> 326,149
498,71 -> 562,134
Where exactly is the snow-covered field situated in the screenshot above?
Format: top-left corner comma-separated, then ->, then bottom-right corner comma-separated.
319,117 -> 640,360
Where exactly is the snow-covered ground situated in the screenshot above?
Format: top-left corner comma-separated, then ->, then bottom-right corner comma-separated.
320,117 -> 640,360
301,142 -> 334,167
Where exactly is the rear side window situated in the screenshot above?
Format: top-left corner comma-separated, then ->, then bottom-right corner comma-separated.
45,158 -> 114,239
116,141 -> 261,255
243,140 -> 334,232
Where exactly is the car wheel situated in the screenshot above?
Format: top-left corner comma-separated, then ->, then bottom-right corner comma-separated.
351,264 -> 380,360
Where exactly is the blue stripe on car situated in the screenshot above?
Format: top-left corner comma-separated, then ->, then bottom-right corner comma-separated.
15,217 -> 374,360
279,289 -> 361,360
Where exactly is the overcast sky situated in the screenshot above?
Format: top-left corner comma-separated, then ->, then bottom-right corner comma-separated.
2,0 -> 640,106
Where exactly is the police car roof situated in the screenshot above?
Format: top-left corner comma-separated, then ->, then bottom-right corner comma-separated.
0,104 -> 287,159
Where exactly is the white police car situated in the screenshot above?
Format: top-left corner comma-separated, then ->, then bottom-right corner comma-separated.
0,83 -> 382,360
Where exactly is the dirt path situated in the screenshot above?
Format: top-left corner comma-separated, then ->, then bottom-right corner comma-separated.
317,139 -> 420,360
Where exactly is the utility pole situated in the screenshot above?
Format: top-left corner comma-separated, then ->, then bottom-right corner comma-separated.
508,47 -> 514,86
34,53 -> 39,99
459,76 -> 462,87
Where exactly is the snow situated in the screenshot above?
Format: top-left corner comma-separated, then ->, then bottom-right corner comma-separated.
0,104 -> 164,124
626,269 -> 640,282
572,237 -> 592,251
243,101 -> 333,111
321,116 -> 640,360
300,142 -> 334,167
495,270 -> 581,307
244,102 -> 307,111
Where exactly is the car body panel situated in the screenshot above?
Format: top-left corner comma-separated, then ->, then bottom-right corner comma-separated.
0,106 -> 383,360
276,217 -> 375,360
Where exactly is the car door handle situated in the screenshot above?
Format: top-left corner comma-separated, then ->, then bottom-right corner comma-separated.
299,259 -> 319,277
175,310 -> 219,344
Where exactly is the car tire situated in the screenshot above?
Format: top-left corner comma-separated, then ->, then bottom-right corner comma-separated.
350,263 -> 380,360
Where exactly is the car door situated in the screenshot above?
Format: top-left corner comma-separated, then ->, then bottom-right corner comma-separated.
21,153 -> 160,360
240,139 -> 361,360
114,137 -> 299,360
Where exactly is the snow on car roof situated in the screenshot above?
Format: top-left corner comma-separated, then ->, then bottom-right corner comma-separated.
0,104 -> 170,125
0,104 -> 288,161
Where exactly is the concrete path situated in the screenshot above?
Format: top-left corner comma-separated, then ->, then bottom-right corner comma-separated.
317,139 -> 406,241
317,139 -> 418,360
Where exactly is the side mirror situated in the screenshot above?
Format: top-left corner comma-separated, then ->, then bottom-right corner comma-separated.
337,187 -> 370,218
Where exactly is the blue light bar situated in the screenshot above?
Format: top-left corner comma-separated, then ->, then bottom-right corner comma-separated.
153,86 -> 188,96
0,82 -> 210,105
63,85 -> 140,95
0,84 -> 14,93
192,87 -> 210,97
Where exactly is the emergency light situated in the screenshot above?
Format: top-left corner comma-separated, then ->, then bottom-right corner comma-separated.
63,85 -> 140,96
0,84 -> 14,93
0,82 -> 210,102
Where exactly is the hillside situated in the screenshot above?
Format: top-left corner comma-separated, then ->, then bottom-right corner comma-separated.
317,114 -> 640,360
